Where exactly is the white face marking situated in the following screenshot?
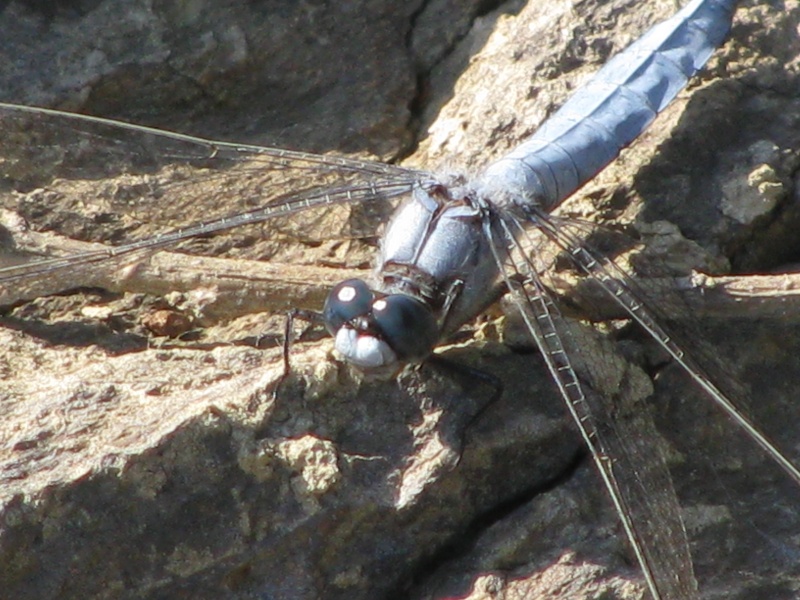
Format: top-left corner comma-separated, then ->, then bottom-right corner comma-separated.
372,299 -> 387,312
334,327 -> 396,368
337,285 -> 358,303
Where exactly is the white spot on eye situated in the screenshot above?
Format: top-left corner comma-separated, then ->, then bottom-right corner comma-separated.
373,299 -> 387,312
337,285 -> 357,303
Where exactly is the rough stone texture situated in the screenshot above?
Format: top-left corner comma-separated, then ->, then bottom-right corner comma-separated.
1,1 -> 800,599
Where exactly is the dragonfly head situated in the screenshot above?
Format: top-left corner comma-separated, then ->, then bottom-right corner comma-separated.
323,279 -> 439,370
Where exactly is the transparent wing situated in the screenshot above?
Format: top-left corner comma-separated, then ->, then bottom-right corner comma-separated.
493,201 -> 800,598
0,103 -> 429,309
484,210 -> 698,599
531,209 -> 800,488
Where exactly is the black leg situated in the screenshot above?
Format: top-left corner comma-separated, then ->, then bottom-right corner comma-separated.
271,308 -> 328,400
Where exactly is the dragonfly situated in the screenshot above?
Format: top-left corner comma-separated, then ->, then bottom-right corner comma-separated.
1,0 -> 799,598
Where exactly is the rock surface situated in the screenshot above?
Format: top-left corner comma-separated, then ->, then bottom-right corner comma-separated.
1,1 -> 800,599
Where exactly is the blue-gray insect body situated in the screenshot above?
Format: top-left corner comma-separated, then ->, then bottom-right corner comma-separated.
326,0 -> 737,373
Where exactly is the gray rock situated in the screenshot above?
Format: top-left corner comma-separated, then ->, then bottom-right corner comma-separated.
1,1 -> 800,599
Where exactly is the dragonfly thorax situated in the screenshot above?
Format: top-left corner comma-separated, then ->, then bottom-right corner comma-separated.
375,182 -> 504,339
322,178 -> 506,371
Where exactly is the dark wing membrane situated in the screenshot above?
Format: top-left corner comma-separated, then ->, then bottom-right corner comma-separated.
483,209 -> 697,600
0,103 -> 428,307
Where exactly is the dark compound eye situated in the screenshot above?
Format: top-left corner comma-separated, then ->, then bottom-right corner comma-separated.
323,279 -> 374,335
371,294 -> 438,362
323,280 -> 440,366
